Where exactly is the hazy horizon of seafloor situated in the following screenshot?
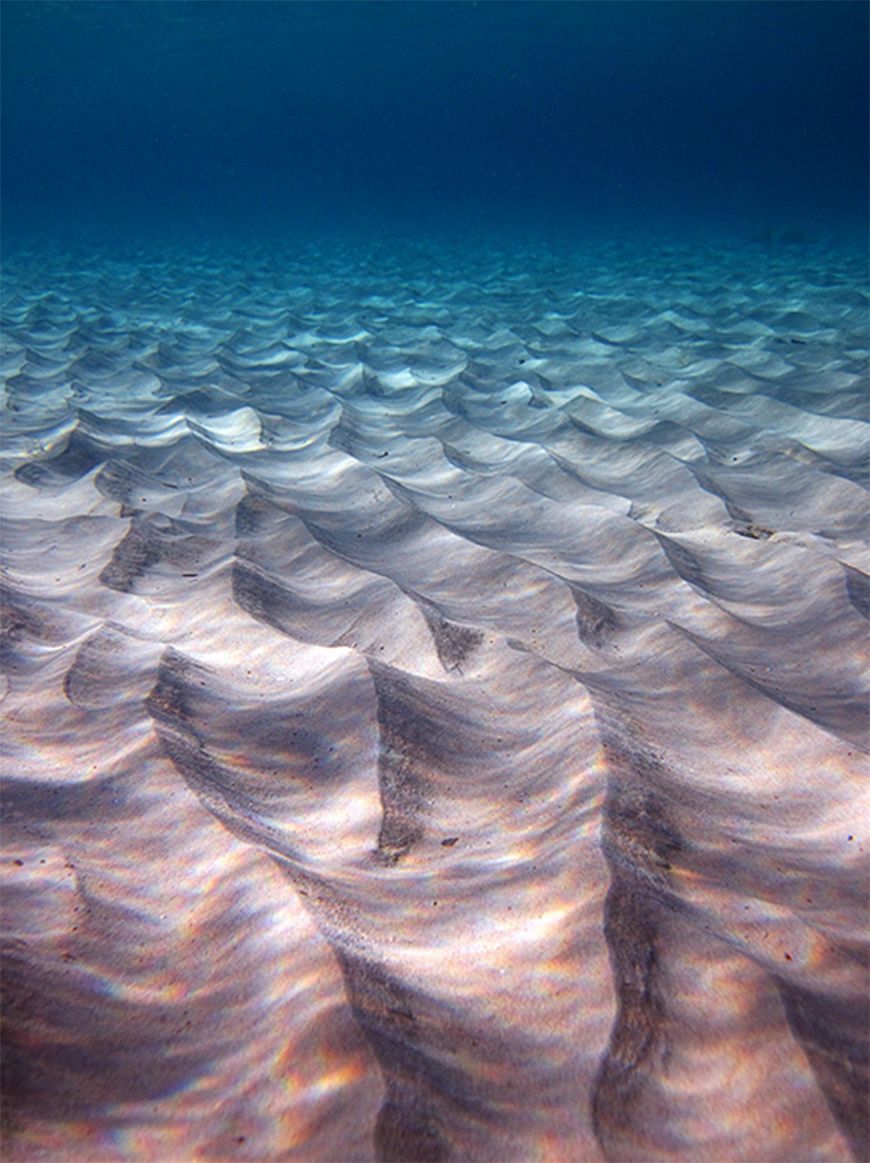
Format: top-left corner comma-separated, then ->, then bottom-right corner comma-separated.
1,228 -> 868,1163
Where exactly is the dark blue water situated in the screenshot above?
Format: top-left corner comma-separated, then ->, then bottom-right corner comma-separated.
2,0 -> 867,247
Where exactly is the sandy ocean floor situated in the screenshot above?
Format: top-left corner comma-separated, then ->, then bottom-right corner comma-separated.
1,234 -> 867,1162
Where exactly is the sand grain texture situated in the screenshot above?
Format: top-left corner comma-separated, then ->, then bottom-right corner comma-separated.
1,237 -> 867,1162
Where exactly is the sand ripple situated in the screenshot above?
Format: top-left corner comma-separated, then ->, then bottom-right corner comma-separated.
2,237 -> 867,1161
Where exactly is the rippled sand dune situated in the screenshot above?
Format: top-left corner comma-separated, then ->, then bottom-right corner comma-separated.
2,236 -> 867,1162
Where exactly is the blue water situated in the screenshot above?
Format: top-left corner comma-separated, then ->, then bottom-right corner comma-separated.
2,0 -> 867,248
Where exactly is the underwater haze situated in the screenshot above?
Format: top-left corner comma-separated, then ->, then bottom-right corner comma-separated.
2,4 -> 869,1163
2,0 -> 868,242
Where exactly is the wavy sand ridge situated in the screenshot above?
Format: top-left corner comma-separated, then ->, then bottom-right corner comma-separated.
1,238 -> 867,1162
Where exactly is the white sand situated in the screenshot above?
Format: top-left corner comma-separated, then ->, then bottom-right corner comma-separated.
1,235 -> 867,1162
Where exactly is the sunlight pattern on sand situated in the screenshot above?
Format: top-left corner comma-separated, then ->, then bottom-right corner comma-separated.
2,236 -> 867,1161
